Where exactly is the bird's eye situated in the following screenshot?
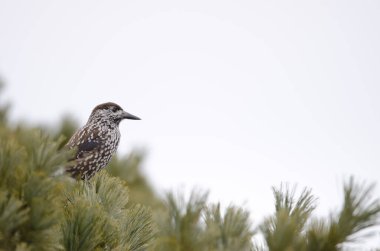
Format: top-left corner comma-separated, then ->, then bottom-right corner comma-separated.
111,107 -> 118,112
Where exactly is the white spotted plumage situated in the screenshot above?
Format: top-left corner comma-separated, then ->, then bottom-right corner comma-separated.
66,102 -> 140,180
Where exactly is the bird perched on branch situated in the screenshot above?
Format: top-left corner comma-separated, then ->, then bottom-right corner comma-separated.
66,102 -> 140,180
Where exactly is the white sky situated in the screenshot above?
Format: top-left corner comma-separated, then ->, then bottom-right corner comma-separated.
1,0 -> 380,247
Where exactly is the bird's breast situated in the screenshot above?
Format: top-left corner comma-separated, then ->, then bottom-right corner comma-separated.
99,124 -> 120,152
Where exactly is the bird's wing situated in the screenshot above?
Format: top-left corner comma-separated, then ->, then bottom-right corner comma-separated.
76,139 -> 102,159
67,126 -> 103,160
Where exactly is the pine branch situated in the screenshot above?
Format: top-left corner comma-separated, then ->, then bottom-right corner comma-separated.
152,189 -> 208,251
122,204 -> 155,251
326,177 -> 380,247
62,171 -> 154,251
260,185 -> 316,251
204,203 -> 254,251
0,191 -> 29,248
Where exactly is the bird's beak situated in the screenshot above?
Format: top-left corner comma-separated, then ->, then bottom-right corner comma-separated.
122,111 -> 141,120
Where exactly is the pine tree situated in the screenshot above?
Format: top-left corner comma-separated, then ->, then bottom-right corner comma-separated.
259,182 -> 380,251
0,83 -> 379,250
62,171 -> 153,251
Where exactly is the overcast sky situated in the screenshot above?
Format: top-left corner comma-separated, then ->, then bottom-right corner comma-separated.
1,0 -> 380,247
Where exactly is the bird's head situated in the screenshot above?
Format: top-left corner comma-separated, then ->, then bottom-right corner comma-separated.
88,102 -> 141,125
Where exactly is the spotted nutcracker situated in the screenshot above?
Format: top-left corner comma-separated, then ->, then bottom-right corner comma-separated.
66,102 -> 140,180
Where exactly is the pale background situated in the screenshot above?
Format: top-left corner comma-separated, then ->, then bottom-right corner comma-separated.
1,0 -> 379,247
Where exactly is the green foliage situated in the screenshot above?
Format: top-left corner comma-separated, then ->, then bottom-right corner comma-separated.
260,181 -> 380,251
122,205 -> 155,251
204,203 -> 254,251
107,152 -> 162,209
0,81 -> 10,124
306,178 -> 380,251
0,126 -> 69,250
261,186 -> 316,251
151,190 -> 254,251
62,171 -> 154,251
52,116 -> 78,148
152,190 -> 208,251
0,85 -> 379,250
